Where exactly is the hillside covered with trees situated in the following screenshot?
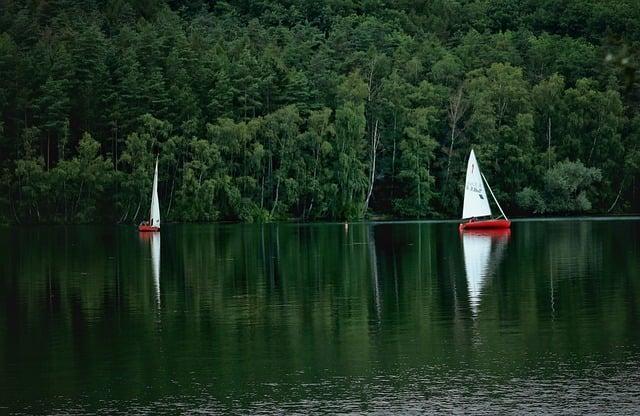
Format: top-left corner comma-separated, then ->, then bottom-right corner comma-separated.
1,0 -> 639,223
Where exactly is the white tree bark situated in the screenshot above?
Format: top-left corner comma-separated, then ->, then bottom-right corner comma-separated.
363,120 -> 380,217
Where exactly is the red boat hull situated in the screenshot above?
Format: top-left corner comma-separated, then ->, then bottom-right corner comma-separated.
459,219 -> 511,231
138,225 -> 160,232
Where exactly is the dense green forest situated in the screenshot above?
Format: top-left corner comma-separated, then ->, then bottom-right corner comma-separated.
1,0 -> 639,223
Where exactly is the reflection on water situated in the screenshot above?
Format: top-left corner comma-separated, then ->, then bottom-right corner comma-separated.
151,232 -> 160,307
139,232 -> 161,307
461,230 -> 510,315
1,220 -> 640,414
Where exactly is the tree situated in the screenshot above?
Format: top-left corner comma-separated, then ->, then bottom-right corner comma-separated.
260,105 -> 303,218
117,115 -> 171,223
233,49 -> 264,120
393,107 -> 439,217
11,128 -> 48,223
332,100 -> 367,219
0,0 -> 638,224
51,133 -> 113,222
175,138 -> 221,221
532,74 -> 565,170
517,160 -> 602,214
298,107 -> 334,219
0,33 -> 19,162
36,75 -> 70,169
69,23 -> 109,135
465,63 -> 535,207
561,79 -> 624,207
206,116 -> 265,221
166,35 -> 201,132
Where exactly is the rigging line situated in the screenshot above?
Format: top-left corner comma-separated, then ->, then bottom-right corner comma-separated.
481,172 -> 508,221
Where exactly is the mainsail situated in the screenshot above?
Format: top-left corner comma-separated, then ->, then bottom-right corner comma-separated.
462,149 -> 492,219
150,158 -> 160,228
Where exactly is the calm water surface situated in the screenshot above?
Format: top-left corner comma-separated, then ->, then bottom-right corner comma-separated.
1,219 -> 640,414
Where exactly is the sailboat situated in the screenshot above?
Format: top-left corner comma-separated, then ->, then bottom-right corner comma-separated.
138,157 -> 161,232
459,149 -> 511,231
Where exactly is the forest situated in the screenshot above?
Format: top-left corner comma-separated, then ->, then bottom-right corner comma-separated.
0,0 -> 639,223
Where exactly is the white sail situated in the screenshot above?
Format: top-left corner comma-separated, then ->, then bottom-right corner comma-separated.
150,158 -> 160,228
462,149 -> 492,219
462,233 -> 493,315
151,232 -> 160,307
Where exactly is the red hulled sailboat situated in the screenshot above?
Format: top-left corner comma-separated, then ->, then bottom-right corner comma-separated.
459,149 -> 511,231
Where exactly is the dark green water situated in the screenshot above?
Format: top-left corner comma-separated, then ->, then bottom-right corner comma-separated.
1,219 -> 640,414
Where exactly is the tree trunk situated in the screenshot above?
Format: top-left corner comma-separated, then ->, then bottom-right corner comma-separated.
119,201 -> 131,223
307,198 -> 314,219
63,180 -> 67,222
270,177 -> 280,217
607,182 -> 624,213
445,121 -> 456,182
308,145 -> 321,217
588,128 -> 599,164
47,131 -> 50,171
10,195 -> 19,224
167,169 -> 176,217
367,55 -> 378,102
588,116 -> 603,164
72,180 -> 85,218
547,116 -> 551,170
391,112 -> 397,199
416,154 -> 421,213
446,87 -> 467,185
132,196 -> 142,223
362,120 -> 379,217
115,120 -> 119,171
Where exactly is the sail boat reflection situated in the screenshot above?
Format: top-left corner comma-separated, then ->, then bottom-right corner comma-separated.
139,231 -> 161,307
461,229 -> 510,315
151,232 -> 160,307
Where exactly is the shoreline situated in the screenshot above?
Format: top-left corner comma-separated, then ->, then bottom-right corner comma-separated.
3,214 -> 640,228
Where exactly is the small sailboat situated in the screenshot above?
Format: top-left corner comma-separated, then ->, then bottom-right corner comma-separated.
459,149 -> 510,231
138,157 -> 161,232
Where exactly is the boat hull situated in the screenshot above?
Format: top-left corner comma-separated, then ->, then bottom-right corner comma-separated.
138,225 -> 160,232
459,219 -> 511,231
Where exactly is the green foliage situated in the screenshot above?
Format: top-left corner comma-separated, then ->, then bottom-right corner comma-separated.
393,107 -> 438,217
1,0 -> 639,223
333,100 -> 367,219
50,133 -> 113,222
517,160 -> 602,214
117,114 -> 170,223
175,139 -> 221,222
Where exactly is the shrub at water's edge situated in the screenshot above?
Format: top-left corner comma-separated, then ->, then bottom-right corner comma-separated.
517,160 -> 602,215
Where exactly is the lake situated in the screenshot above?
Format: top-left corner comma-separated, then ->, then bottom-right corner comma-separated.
1,219 -> 640,414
